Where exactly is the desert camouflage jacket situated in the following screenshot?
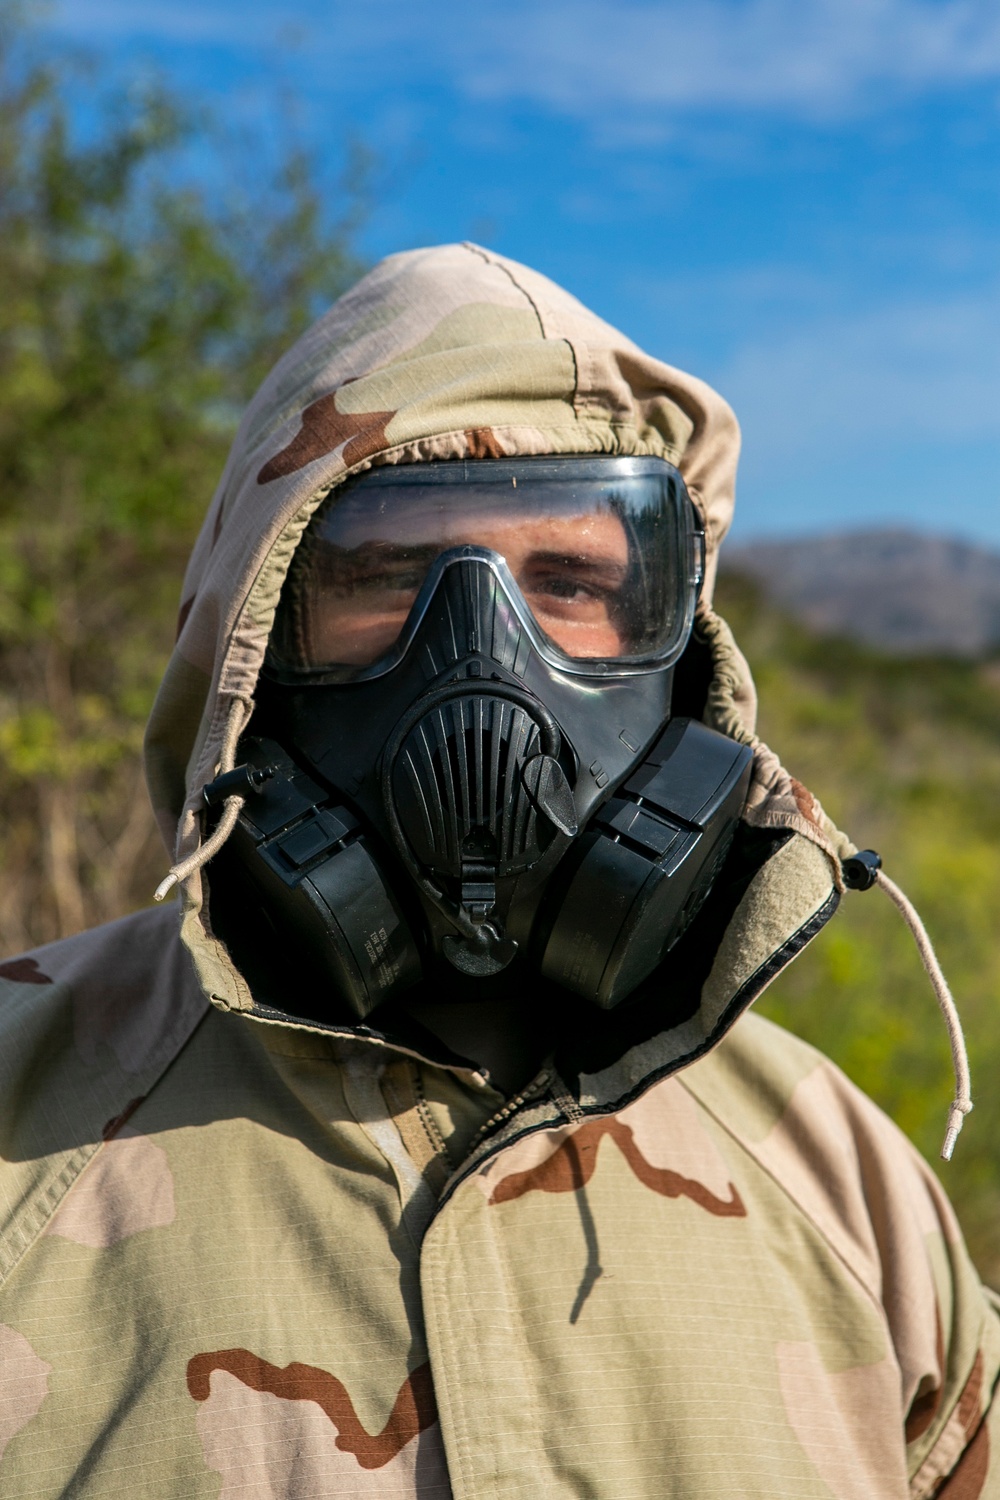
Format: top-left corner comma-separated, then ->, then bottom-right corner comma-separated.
1,244 -> 998,1498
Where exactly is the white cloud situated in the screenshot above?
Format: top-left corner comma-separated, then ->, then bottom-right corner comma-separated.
702,281 -> 1000,540
713,281 -> 1000,470
48,1 -> 250,45
47,0 -> 1000,121
464,0 -> 1000,117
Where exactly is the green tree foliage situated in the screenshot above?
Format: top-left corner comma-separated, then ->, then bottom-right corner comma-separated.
716,573 -> 1000,1284
0,13 -> 365,948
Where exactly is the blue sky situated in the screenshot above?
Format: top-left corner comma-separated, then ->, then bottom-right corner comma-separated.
46,0 -> 1000,545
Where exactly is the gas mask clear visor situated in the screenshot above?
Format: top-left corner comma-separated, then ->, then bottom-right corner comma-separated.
265,455 -> 704,684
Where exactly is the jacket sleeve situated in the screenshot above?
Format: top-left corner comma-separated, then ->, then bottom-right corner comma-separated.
681,1018 -> 1000,1497
798,1062 -> 1000,1498
798,1065 -> 1000,1497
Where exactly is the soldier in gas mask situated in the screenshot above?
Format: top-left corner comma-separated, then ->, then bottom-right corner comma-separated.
0,244 -> 995,1496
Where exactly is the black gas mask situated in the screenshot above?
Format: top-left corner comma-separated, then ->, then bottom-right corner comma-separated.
208,457 -> 752,1021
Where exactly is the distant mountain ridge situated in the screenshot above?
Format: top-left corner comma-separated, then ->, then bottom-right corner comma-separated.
720,529 -> 1000,657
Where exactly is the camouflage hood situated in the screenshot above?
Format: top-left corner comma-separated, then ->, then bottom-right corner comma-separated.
144,241 -> 854,1094
3,247 -> 995,1500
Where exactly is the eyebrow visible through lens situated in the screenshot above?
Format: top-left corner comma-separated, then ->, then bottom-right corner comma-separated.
522,551 -> 628,586
319,541 -> 441,582
317,541 -> 629,590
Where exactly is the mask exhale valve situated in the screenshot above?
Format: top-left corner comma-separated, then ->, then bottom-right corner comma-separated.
381,677 -> 576,976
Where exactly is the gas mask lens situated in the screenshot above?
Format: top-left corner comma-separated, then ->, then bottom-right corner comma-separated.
266,456 -> 703,682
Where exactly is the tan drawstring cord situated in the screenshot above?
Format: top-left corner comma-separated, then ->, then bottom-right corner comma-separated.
153,796 -> 244,902
873,869 -> 973,1161
154,696 -> 253,904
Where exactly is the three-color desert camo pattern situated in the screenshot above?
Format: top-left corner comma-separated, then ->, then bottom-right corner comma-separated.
1,245 -> 997,1495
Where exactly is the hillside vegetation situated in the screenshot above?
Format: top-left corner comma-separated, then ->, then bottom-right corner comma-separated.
715,573 -> 1000,1283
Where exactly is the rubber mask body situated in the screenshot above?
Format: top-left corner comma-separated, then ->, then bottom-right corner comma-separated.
212,458 -> 751,1021
257,545 -> 675,978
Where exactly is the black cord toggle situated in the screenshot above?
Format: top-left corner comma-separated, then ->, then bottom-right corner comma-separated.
202,763 -> 275,809
842,848 -> 882,890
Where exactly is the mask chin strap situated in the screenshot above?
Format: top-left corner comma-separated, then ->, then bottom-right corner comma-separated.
380,678 -> 574,976
844,851 -> 973,1160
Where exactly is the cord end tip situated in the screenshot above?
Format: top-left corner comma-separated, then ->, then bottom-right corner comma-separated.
940,1100 -> 973,1161
154,873 -> 179,902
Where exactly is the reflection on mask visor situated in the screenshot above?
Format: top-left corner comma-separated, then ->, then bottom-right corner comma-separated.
267,458 -> 699,680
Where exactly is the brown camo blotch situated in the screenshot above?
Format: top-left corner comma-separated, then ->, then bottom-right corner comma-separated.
789,777 -> 822,828
101,1096 -> 146,1142
186,1351 -> 437,1470
957,1351 -> 986,1438
465,427 -> 505,459
257,395 -> 395,483
931,1350 -> 990,1498
490,1116 -> 746,1217
905,1303 -> 946,1443
0,957 -> 53,985
936,1419 -> 991,1498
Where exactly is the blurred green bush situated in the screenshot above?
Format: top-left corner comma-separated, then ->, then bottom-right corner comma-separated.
0,10 -> 365,948
716,572 -> 1000,1284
